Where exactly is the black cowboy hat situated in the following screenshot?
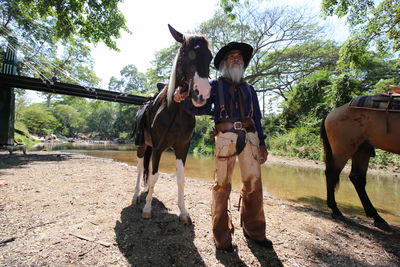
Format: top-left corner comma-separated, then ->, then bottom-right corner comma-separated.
213,42 -> 253,70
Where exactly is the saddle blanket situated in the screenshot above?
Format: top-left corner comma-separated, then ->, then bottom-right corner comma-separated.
349,94 -> 400,112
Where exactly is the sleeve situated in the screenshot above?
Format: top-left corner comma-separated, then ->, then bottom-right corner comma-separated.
250,85 -> 266,147
182,93 -> 213,116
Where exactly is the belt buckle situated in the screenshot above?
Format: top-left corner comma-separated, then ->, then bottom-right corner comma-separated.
233,121 -> 242,130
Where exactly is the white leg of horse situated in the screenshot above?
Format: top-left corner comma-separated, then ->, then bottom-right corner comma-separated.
176,159 -> 191,224
142,172 -> 159,218
132,157 -> 144,205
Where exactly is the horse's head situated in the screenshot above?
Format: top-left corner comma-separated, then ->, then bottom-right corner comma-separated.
167,24 -> 213,107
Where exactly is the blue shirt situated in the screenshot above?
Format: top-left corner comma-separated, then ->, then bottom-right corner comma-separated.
183,77 -> 266,146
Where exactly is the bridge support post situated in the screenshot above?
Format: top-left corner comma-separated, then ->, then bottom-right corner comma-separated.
0,37 -> 18,146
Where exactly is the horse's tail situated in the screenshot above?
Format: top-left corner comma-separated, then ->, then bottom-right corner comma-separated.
320,116 -> 340,188
320,117 -> 330,165
143,146 -> 152,186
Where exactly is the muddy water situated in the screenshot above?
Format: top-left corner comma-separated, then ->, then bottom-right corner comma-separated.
39,144 -> 400,226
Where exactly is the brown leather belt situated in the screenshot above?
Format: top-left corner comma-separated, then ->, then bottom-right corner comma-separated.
216,120 -> 256,133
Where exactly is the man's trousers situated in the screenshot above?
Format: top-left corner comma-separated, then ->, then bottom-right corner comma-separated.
212,131 -> 266,249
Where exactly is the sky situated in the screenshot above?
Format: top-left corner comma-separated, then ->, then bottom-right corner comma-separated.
27,0 -> 349,101
90,0 -> 349,89
91,0 -> 220,89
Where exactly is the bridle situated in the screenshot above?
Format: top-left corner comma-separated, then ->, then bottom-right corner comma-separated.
174,45 -> 195,96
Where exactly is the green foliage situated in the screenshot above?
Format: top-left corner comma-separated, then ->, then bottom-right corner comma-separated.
322,0 -> 400,65
254,41 -> 339,99
108,65 -> 148,93
321,0 -> 375,25
7,0 -> 400,173
281,70 -> 332,128
147,44 -> 180,86
197,5 -> 328,98
19,104 -> 60,136
218,0 -> 250,19
269,125 -> 322,160
261,113 -> 285,139
330,74 -> 363,107
14,121 -> 39,148
370,150 -> 400,168
372,78 -> 399,95
15,120 -> 30,136
112,104 -> 139,140
86,102 -> 117,138
51,104 -> 80,136
2,0 -> 129,50
191,116 -> 215,155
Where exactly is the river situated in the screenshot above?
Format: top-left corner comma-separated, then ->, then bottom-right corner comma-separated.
36,143 -> 400,226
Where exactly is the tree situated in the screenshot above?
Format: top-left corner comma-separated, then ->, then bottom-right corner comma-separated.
108,64 -> 148,93
197,5 -> 329,100
51,104 -> 80,136
252,40 -> 339,100
112,104 -> 138,140
1,0 -> 125,103
19,104 -> 60,136
86,102 -> 117,138
146,43 -> 181,88
38,38 -> 101,107
280,70 -> 332,128
322,0 -> 400,67
1,0 -> 129,50
218,0 -> 249,18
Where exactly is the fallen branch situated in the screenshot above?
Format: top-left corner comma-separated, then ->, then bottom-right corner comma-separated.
78,245 -> 96,257
68,233 -> 111,247
0,237 -> 16,246
27,220 -> 56,230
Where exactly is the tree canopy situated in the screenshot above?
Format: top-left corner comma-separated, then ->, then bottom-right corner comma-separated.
0,0 -> 130,50
322,0 -> 400,67
197,4 -> 331,100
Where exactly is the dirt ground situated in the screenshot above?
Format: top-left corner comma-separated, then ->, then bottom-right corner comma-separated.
0,151 -> 399,267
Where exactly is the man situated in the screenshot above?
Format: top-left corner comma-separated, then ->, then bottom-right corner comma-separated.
175,42 -> 272,252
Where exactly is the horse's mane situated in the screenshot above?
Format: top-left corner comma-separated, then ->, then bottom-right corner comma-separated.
167,52 -> 179,106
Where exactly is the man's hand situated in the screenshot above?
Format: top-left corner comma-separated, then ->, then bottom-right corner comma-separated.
173,87 -> 188,103
259,145 -> 268,164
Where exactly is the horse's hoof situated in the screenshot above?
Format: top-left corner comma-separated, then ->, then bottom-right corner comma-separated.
142,210 -> 151,219
179,214 -> 192,225
374,221 -> 392,232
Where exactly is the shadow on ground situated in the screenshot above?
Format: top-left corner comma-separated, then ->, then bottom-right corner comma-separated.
296,196 -> 396,220
0,152 -> 74,170
115,192 -> 206,266
290,199 -> 400,265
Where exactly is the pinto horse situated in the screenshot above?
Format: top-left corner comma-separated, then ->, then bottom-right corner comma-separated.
132,25 -> 212,224
321,95 -> 400,231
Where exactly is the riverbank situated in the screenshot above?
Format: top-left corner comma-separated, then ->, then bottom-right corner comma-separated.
267,153 -> 400,178
1,151 -> 399,266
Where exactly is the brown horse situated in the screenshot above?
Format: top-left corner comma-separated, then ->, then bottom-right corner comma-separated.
321,99 -> 400,231
132,25 -> 212,224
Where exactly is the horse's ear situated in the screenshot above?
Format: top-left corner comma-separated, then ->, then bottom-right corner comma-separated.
168,24 -> 184,43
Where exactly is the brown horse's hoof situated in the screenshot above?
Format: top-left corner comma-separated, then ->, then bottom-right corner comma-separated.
374,221 -> 392,232
179,214 -> 192,225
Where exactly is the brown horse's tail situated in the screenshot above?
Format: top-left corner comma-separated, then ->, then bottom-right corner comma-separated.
320,117 -> 339,185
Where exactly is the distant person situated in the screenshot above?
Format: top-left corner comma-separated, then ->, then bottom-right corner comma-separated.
174,42 -> 272,252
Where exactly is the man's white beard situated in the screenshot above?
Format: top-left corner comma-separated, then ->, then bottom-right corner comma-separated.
221,63 -> 244,84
